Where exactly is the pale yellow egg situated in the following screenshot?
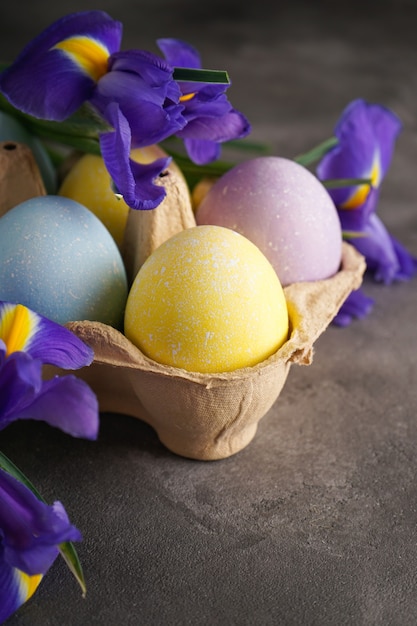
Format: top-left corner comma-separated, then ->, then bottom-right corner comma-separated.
191,176 -> 216,212
124,225 -> 289,374
58,145 -> 180,248
59,153 -> 129,248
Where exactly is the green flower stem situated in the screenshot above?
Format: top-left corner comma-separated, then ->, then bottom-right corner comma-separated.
322,177 -> 372,189
294,136 -> 339,166
342,230 -> 367,239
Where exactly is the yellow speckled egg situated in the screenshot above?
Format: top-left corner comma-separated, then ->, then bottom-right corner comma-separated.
59,145 -> 178,248
124,225 -> 289,373
59,153 -> 128,248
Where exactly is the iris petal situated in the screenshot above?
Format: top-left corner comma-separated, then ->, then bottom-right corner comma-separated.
352,214 -> 417,284
184,138 -> 220,164
0,557 -> 42,624
53,35 -> 109,82
13,375 -> 99,440
0,303 -> 39,356
365,102 -> 402,174
157,38 -> 201,69
157,38 -> 251,164
0,349 -> 41,427
109,49 -> 177,87
389,236 -> 417,280
0,469 -> 81,575
0,346 -> 98,439
179,110 -> 250,164
0,11 -> 122,120
94,70 -> 184,146
332,289 -> 375,327
0,301 -> 98,437
100,103 -> 171,210
179,108 -> 251,141
317,99 -> 402,216
316,98 -> 416,295
93,50 -> 185,146
0,302 -> 94,368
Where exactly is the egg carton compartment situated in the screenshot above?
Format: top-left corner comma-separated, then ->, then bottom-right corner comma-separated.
2,141 -> 366,460
58,240 -> 364,460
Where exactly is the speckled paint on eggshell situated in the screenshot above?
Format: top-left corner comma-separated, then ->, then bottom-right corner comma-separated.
124,225 -> 289,373
0,196 -> 128,327
196,156 -> 343,286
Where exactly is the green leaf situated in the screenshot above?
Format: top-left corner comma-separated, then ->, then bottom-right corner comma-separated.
0,96 -> 106,155
294,137 -> 339,166
173,67 -> 230,84
220,138 -> 273,155
342,230 -> 367,239
0,451 -> 43,498
0,96 -> 108,137
58,542 -> 87,597
322,177 -> 372,189
0,451 -> 87,596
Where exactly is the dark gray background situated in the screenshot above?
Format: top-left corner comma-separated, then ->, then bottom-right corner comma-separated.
1,1 -> 417,624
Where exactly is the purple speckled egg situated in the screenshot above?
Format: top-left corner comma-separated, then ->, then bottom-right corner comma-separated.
195,156 -> 342,286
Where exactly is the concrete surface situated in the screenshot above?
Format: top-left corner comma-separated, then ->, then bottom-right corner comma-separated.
1,1 -> 417,624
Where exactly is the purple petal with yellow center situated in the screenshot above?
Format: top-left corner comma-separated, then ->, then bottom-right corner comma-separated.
100,103 -> 172,210
0,556 -> 43,624
0,301 -> 99,438
0,11 -> 122,120
0,302 -> 93,369
317,99 -> 402,229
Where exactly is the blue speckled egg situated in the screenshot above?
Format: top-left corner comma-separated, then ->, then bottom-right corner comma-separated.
0,196 -> 128,327
0,111 -> 57,193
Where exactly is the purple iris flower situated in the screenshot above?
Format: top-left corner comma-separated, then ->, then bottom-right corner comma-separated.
317,99 -> 402,231
0,301 -> 99,438
317,99 -> 417,325
157,38 -> 251,164
0,468 -> 82,623
0,300 -> 98,619
0,11 -> 186,210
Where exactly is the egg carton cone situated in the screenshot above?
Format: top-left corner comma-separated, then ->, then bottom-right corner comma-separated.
2,142 -> 366,460
0,140 -> 46,217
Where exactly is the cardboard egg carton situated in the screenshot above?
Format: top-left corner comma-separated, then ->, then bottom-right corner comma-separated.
1,141 -> 366,460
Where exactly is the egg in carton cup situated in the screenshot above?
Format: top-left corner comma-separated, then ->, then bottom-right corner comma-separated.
1,141 -> 366,460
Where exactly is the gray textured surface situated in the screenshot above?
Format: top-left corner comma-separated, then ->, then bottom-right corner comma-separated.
1,1 -> 417,624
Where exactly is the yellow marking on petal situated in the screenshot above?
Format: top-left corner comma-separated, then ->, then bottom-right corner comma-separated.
18,571 -> 43,601
54,36 -> 109,82
341,153 -> 381,210
180,92 -> 196,102
0,303 -> 39,356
